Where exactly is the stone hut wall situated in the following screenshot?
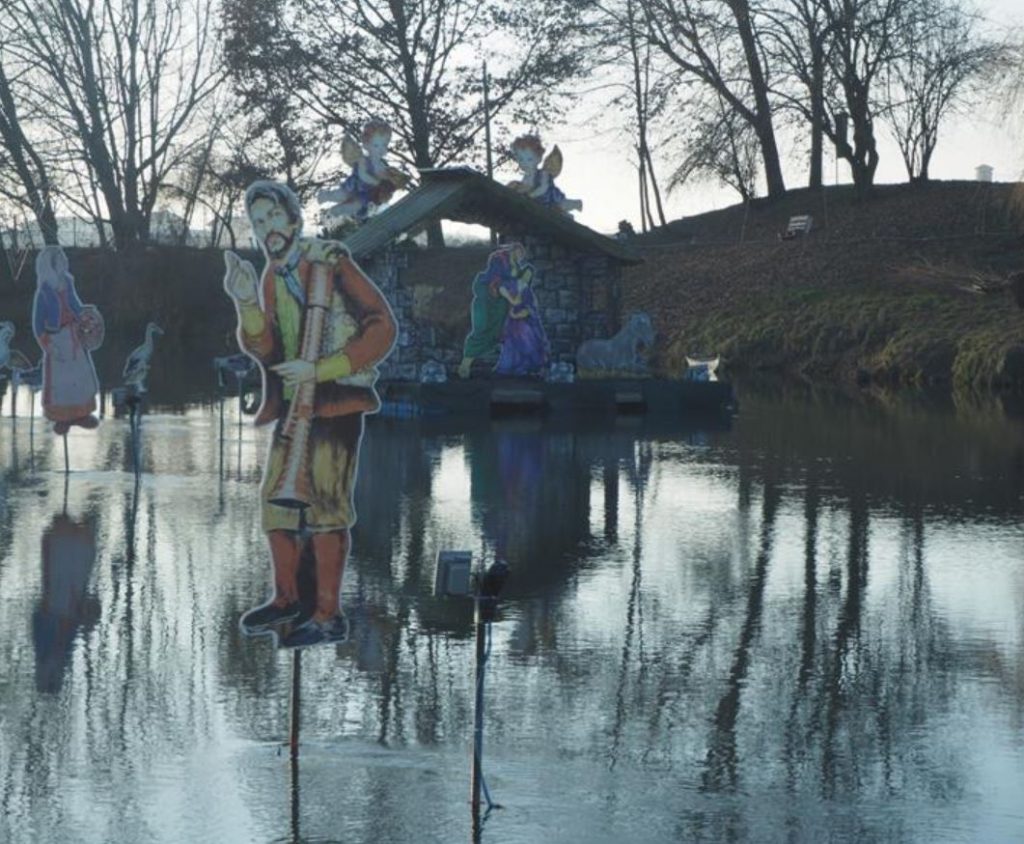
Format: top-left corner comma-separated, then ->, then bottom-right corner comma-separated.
362,238 -> 623,380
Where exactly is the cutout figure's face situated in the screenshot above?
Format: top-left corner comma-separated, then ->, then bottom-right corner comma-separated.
509,242 -> 527,266
39,248 -> 69,288
250,197 -> 299,259
514,146 -> 540,172
366,133 -> 390,160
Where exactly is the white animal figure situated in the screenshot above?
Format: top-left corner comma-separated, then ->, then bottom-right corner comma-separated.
684,356 -> 720,382
122,322 -> 164,393
575,312 -> 655,376
545,361 -> 575,383
419,360 -> 447,384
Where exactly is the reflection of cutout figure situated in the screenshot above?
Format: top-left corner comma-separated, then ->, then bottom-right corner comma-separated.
32,246 -> 104,434
317,121 -> 411,222
507,135 -> 582,214
224,180 -> 397,648
458,244 -> 549,377
32,513 -> 100,693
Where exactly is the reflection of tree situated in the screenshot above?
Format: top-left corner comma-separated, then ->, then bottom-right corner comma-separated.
702,478 -> 780,792
609,441 -> 653,769
821,492 -> 869,797
784,480 -> 819,792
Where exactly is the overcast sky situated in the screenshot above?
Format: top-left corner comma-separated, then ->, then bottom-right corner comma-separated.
543,0 -> 1024,234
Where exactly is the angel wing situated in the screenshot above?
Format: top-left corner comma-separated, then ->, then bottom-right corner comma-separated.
542,145 -> 563,178
385,166 -> 412,189
342,135 -> 363,166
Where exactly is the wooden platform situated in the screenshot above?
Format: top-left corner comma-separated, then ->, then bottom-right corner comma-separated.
378,377 -> 735,418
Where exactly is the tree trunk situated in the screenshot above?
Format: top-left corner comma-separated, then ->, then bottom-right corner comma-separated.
730,0 -> 786,198
643,142 -> 667,226
0,74 -> 60,244
809,50 -> 825,189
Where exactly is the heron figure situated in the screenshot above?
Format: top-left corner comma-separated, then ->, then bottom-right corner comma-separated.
1,322 -> 37,416
0,321 -> 19,370
122,322 -> 164,394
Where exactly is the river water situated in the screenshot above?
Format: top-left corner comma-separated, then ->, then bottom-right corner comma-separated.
1,380 -> 1022,843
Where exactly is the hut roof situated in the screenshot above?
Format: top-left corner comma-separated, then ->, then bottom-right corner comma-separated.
341,167 -> 643,265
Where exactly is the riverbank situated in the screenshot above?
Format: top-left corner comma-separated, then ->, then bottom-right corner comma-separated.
3,180 -> 1022,392
625,180 -> 1024,389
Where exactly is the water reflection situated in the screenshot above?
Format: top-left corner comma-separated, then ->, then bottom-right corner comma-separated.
33,512 -> 101,694
1,382 -> 1023,842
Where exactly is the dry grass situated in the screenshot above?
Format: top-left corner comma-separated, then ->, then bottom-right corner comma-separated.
624,181 -> 1024,388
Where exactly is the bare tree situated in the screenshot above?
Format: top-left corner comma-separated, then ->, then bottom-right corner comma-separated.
762,0 -> 834,189
6,0 -> 223,249
884,0 -> 1003,183
820,0 -> 908,193
0,32 -> 60,244
223,0 -> 585,245
582,0 -> 669,231
668,90 -> 761,202
635,0 -> 788,198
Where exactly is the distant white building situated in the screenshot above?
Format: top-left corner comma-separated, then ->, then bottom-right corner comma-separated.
975,164 -> 994,182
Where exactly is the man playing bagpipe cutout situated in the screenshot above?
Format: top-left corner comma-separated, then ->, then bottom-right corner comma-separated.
223,180 -> 397,648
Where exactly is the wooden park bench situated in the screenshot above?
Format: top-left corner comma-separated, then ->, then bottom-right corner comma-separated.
780,214 -> 813,240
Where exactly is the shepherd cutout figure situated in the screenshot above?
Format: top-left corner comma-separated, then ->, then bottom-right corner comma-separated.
223,180 -> 397,647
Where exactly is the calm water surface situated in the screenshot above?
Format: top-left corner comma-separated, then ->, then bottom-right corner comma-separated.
1,381 -> 1022,843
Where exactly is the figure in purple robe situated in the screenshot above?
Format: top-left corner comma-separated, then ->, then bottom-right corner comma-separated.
495,244 -> 549,376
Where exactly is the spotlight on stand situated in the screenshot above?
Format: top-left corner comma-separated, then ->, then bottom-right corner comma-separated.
433,550 -> 509,820
434,550 -> 474,598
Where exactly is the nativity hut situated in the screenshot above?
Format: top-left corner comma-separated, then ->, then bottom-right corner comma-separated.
342,167 -> 642,382
342,167 -> 732,416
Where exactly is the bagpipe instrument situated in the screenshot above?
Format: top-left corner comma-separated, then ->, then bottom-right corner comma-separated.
266,262 -> 332,509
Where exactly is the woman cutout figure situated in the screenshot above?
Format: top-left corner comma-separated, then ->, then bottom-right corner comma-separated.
32,246 -> 104,434
494,243 -> 549,376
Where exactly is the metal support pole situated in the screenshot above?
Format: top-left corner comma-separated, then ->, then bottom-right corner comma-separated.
63,432 -> 69,475
470,597 -> 486,817
289,648 -> 301,842
289,649 -> 302,755
482,62 -> 497,249
237,377 -> 244,434
129,399 -> 141,477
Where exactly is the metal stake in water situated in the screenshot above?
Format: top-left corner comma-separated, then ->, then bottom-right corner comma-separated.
126,393 -> 142,478
289,649 -> 302,842
471,595 -> 489,817
470,561 -> 508,820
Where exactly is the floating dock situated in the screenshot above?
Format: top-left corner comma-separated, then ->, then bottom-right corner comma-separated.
378,378 -> 735,418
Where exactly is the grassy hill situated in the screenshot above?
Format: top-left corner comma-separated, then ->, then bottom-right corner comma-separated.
623,180 -> 1024,389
